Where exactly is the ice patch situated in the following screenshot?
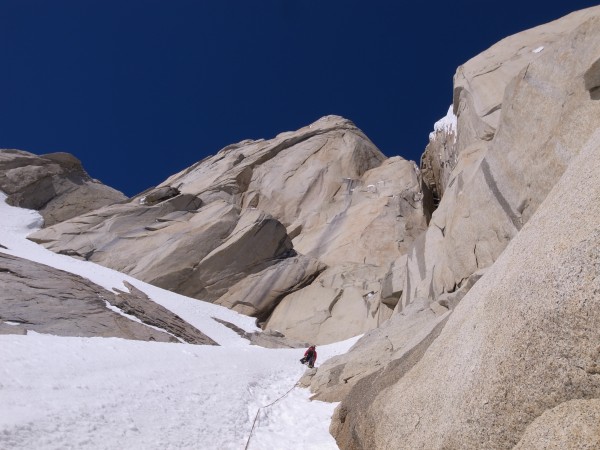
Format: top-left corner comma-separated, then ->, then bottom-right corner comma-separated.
532,46 -> 544,53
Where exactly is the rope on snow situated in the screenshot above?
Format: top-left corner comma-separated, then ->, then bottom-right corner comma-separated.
244,382 -> 299,450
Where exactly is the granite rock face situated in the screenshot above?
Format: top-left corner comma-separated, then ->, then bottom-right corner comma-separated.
265,263 -> 395,344
329,7 -> 600,447
30,116 -> 429,343
309,298 -> 450,402
111,282 -> 217,345
514,399 -> 600,449
332,121 -> 600,448
215,254 -> 325,322
452,6 -> 600,158
414,4 -> 600,312
397,5 -> 600,313
0,150 -> 127,226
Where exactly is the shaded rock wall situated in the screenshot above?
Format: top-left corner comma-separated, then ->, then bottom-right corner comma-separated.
0,253 -> 176,342
0,252 -> 217,344
112,281 -> 217,345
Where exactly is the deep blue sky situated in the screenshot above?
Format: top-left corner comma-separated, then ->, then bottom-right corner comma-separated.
1,1 -> 598,196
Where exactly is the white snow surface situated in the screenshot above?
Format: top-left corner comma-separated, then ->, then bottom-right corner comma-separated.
532,45 -> 544,53
428,105 -> 457,141
0,194 -> 360,449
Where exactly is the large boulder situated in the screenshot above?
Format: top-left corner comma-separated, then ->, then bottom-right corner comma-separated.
0,150 -> 126,226
330,85 -> 600,448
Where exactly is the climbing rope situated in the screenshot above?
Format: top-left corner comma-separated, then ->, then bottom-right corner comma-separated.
244,382 -> 299,450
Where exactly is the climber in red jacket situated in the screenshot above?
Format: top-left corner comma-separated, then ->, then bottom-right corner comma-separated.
300,345 -> 317,368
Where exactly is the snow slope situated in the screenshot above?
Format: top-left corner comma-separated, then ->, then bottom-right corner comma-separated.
0,194 -> 359,449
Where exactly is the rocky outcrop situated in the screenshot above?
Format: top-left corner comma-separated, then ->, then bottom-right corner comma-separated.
331,121 -> 600,448
309,269 -> 486,403
309,297 -> 450,402
30,115 -> 429,343
395,5 -> 600,314
112,282 -> 217,345
452,6 -> 600,159
265,263 -> 393,344
411,5 -> 600,322
0,150 -> 126,226
30,199 -> 301,301
298,367 -> 318,388
327,8 -> 600,445
262,152 -> 428,343
0,252 -> 217,344
0,252 -> 176,342
211,317 -> 308,349
215,255 -> 325,322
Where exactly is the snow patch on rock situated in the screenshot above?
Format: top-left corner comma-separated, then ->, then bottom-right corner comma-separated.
429,105 -> 457,141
